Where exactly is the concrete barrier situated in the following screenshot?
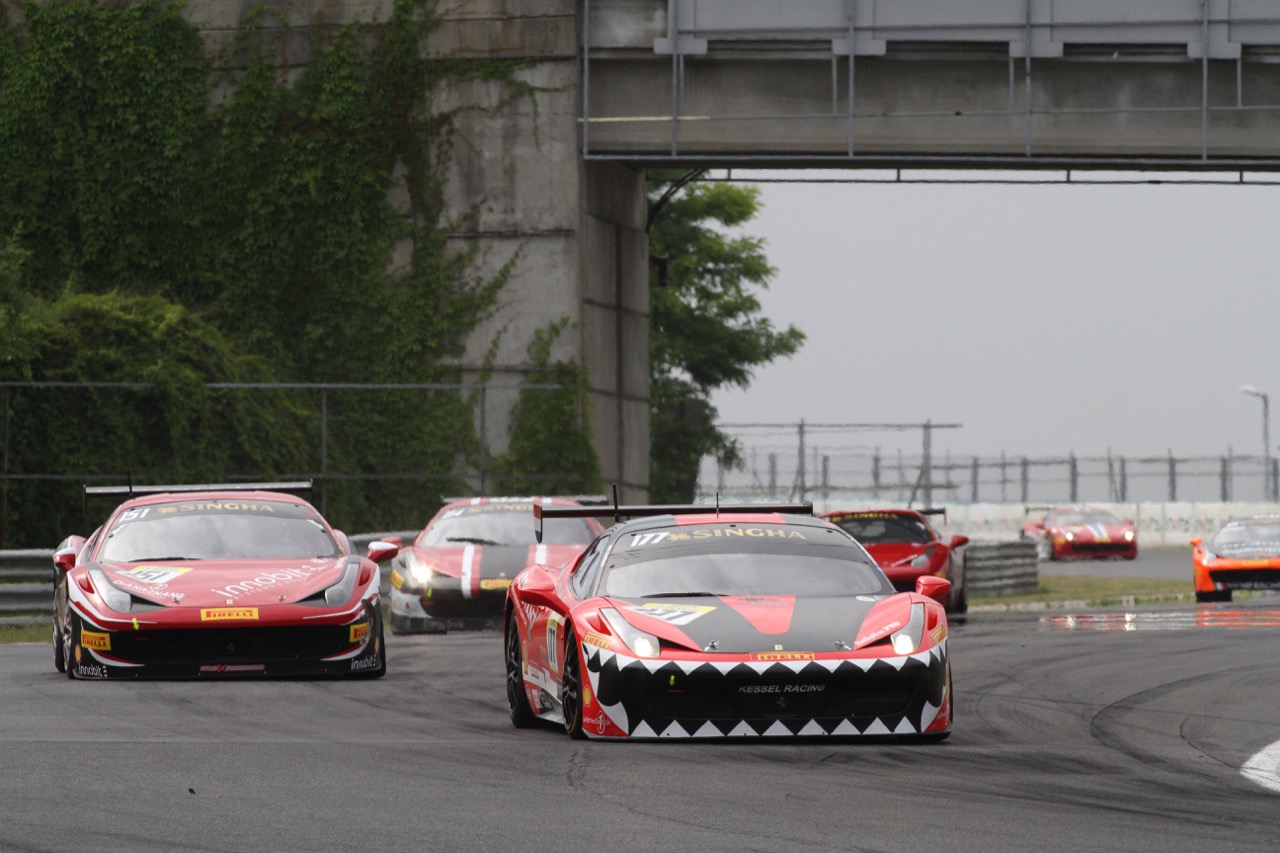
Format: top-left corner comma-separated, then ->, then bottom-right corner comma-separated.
965,542 -> 1039,598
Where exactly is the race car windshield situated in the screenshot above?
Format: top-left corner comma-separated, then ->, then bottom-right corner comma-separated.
829,515 -> 932,544
1056,511 -> 1120,526
600,525 -> 892,598
1213,523 -> 1280,550
420,508 -> 595,547
98,501 -> 341,561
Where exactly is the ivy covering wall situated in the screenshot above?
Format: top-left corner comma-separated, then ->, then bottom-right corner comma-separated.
0,0 -> 599,546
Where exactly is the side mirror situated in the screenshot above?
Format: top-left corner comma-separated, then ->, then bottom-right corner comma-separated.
53,546 -> 79,574
514,566 -> 559,609
1189,536 -> 1202,547
915,576 -> 952,608
367,540 -> 400,563
949,535 -> 969,549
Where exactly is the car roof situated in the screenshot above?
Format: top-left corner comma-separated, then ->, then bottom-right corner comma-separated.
610,511 -> 834,535
440,496 -> 591,511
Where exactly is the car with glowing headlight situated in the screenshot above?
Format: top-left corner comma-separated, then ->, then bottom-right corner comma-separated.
820,508 -> 969,614
1191,515 -> 1280,602
385,496 -> 604,634
504,501 -> 953,740
51,482 -> 397,679
1021,505 -> 1137,561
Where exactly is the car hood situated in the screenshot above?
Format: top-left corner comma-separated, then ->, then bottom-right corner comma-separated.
409,543 -> 586,579
93,557 -> 351,607
604,593 -> 913,655
1059,522 -> 1129,539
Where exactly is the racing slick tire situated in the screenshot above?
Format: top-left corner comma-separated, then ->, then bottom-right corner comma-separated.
505,611 -> 538,729
561,627 -> 587,740
948,583 -> 968,616
63,612 -> 79,680
52,617 -> 65,674
1196,589 -> 1232,603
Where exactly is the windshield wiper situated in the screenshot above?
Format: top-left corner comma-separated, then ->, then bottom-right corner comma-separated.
643,591 -> 718,598
445,537 -> 503,546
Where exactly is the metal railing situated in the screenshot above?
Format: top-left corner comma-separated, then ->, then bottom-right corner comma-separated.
698,421 -> 1280,505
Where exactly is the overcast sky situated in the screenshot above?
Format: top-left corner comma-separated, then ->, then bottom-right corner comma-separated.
710,170 -> 1280,468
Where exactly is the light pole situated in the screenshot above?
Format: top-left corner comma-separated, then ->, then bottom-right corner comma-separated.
1239,385 -> 1272,501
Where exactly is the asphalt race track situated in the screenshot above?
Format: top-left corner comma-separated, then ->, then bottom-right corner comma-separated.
3,550 -> 1278,853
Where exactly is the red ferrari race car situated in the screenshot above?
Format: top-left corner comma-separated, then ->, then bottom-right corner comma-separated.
1021,505 -> 1137,561
1191,515 -> 1280,602
52,481 -> 398,679
505,501 -> 953,740
820,508 -> 969,614
385,496 -> 604,634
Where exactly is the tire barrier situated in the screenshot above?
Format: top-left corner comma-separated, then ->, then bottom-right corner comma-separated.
964,542 -> 1039,597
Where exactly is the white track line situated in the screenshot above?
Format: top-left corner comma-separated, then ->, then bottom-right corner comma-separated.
1242,740 -> 1280,793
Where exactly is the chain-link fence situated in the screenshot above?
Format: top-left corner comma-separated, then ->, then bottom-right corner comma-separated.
0,380 -> 576,547
697,421 -> 1279,506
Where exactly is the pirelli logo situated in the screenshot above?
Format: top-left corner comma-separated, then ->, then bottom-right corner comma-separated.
200,607 -> 258,622
80,629 -> 111,651
750,652 -> 814,662
349,623 -> 370,644
480,578 -> 511,591
581,631 -> 613,649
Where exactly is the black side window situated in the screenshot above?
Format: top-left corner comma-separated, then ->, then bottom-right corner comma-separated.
570,536 -> 609,598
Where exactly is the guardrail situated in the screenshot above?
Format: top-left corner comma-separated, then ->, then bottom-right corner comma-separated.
964,542 -> 1039,598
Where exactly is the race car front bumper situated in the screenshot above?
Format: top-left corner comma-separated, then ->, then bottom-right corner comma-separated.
68,604 -> 383,679
580,641 -> 950,739
388,581 -> 507,633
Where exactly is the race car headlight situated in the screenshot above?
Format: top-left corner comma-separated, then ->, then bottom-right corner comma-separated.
324,559 -> 362,606
889,604 -> 926,656
600,608 -> 661,658
88,567 -> 132,612
1124,530 -> 1135,542
909,547 -> 936,569
1064,531 -> 1074,542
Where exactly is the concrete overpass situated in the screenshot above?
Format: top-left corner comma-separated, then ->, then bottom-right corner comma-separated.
184,0 -> 1280,498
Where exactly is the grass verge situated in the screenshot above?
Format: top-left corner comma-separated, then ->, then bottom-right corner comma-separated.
968,575 -> 1253,611
0,624 -> 50,645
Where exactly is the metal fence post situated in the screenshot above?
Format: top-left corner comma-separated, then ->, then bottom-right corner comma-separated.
1120,456 -> 1128,502
1220,454 -> 1229,502
971,456 -> 980,503
1069,453 -> 1078,503
1168,450 -> 1177,501
1020,457 -> 1029,503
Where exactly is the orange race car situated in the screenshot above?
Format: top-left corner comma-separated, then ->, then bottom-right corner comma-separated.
1191,515 -> 1280,603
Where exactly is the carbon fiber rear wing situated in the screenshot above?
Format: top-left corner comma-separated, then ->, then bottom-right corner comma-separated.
85,480 -> 314,499
533,498 -> 813,543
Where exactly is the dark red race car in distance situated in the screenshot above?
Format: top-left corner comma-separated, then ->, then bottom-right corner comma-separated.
820,508 -> 969,614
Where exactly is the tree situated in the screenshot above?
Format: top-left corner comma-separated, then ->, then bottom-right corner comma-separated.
647,175 -> 805,502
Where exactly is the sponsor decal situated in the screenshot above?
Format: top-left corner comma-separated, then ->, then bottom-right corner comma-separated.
80,629 -> 111,651
667,528 -> 806,541
625,602 -> 715,626
74,644 -> 82,664
76,663 -> 109,678
200,607 -> 259,622
738,684 -> 826,694
832,512 -> 903,520
350,655 -> 380,671
480,578 -> 511,591
117,565 -> 192,585
930,624 -> 947,643
199,664 -> 266,674
157,502 -> 277,514
750,651 -> 814,662
389,568 -> 404,590
583,713 -> 610,735
212,565 -> 332,600
581,631 -> 612,649
546,614 -> 561,672
1053,535 -> 1066,546
856,620 -> 902,647
349,623 -> 370,644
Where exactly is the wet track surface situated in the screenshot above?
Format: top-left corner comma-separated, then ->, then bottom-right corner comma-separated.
3,551 -> 1278,853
